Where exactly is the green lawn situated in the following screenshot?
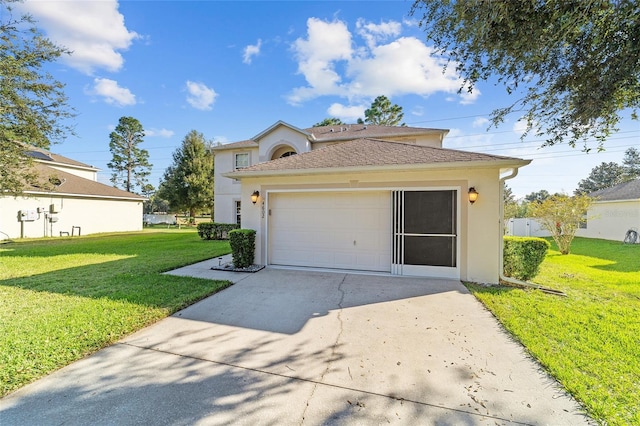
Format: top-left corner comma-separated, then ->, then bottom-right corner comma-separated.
0,230 -> 231,397
467,237 -> 640,425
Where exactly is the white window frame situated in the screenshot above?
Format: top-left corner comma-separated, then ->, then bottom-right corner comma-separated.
234,152 -> 249,170
235,200 -> 241,226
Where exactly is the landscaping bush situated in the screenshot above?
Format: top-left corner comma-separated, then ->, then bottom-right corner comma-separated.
197,222 -> 239,240
503,236 -> 550,281
229,229 -> 256,268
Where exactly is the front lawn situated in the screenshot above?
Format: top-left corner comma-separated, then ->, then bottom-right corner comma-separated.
0,230 -> 231,397
467,237 -> 639,425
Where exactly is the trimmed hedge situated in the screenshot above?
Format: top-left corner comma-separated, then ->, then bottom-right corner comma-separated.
197,222 -> 239,240
229,229 -> 256,268
503,236 -> 550,281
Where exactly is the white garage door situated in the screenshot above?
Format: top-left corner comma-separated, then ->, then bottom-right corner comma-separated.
268,191 -> 392,272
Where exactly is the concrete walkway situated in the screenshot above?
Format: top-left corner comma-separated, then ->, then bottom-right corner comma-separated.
0,262 -> 592,425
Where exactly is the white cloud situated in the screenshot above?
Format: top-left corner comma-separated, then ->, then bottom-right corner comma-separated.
327,103 -> 366,122
288,18 -> 353,104
16,0 -> 138,74
356,18 -> 401,50
146,128 -> 174,138
87,78 -> 136,106
243,39 -> 262,64
472,117 -> 490,128
185,81 -> 217,111
513,119 -> 529,136
287,18 -> 476,106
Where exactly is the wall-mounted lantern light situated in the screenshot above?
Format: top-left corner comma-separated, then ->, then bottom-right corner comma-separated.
251,190 -> 260,204
468,187 -> 479,204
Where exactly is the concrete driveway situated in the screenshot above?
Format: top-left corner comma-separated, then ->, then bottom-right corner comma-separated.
0,266 -> 591,425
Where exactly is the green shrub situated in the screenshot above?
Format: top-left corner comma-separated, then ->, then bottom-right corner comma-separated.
229,229 -> 256,268
197,222 -> 239,240
503,236 -> 550,281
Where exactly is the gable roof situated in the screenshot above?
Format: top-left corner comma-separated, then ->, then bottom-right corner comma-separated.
23,163 -> 146,201
589,179 -> 640,201
211,121 -> 448,151
224,138 -> 529,178
305,124 -> 448,142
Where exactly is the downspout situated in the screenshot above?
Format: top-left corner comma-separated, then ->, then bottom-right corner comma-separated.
499,168 -> 566,296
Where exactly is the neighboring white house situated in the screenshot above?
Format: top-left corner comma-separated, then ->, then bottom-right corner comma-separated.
214,121 -> 530,284
1,147 -> 146,240
577,179 -> 640,242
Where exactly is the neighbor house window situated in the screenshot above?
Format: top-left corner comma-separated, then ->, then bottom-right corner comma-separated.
235,153 -> 249,170
235,201 -> 241,226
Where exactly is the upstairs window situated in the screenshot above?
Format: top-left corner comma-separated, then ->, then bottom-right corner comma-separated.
235,153 -> 249,169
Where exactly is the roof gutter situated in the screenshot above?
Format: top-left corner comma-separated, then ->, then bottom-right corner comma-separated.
498,168 -> 566,296
224,159 -> 531,179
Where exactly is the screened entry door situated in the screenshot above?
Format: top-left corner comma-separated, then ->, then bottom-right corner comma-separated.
392,190 -> 460,278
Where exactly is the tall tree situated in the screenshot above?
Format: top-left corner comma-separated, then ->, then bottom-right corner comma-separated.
575,162 -> 625,195
529,194 -> 593,255
358,95 -> 405,126
312,118 -> 345,127
1,0 -> 74,194
622,147 -> 640,180
411,1 -> 640,150
157,130 -> 215,218
524,190 -> 551,204
107,116 -> 151,193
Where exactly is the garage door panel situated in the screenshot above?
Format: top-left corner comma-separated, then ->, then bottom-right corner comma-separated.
269,192 -> 391,272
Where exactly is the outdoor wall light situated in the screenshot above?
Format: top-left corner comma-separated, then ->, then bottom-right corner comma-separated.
468,187 -> 479,204
251,190 -> 260,204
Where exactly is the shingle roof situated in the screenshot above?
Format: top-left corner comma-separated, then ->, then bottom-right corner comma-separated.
211,123 -> 448,151
212,139 -> 258,151
226,138 -> 528,176
304,124 -> 447,142
589,179 -> 640,201
25,163 -> 146,200
26,146 -> 96,169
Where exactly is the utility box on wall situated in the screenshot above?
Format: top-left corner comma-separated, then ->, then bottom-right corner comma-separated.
18,210 -> 38,222
49,204 -> 59,214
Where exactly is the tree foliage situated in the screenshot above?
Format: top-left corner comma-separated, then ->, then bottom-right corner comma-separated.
411,0 -> 640,150
1,0 -> 74,194
107,116 -> 151,194
358,95 -> 405,126
524,189 -> 551,204
528,194 -> 593,255
312,117 -> 344,127
622,147 -> 640,180
575,161 -> 626,194
157,130 -> 215,218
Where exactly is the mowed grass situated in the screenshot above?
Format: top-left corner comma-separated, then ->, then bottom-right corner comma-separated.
467,237 -> 640,425
0,230 -> 231,397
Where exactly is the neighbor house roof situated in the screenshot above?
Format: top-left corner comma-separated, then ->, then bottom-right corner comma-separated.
224,138 -> 529,178
26,146 -> 97,170
24,163 -> 146,201
589,179 -> 640,201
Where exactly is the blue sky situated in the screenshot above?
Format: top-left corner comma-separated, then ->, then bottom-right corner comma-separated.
15,0 -> 640,198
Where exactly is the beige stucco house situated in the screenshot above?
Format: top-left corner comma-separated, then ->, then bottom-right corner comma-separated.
214,121 -> 530,284
577,179 -> 640,242
1,147 -> 146,240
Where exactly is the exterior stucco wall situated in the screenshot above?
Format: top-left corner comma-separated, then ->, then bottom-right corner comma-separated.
577,200 -> 640,241
239,167 -> 502,284
257,127 -> 310,162
0,194 -> 143,239
214,148 -> 257,223
48,165 -> 97,181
